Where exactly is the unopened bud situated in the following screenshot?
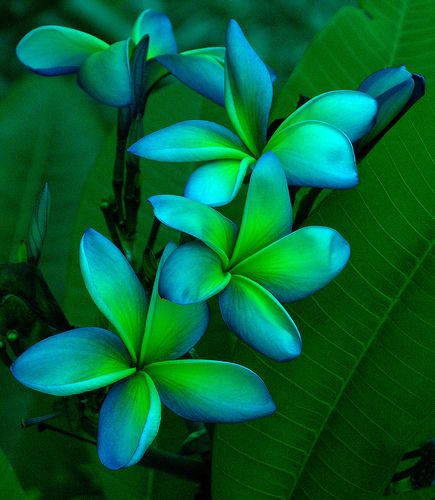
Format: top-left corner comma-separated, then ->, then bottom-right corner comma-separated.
358,66 -> 425,147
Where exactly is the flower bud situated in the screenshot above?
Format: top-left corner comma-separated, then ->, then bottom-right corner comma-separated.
357,66 -> 425,150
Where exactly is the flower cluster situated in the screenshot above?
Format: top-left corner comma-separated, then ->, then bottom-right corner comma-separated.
16,9 -> 226,107
11,9 -> 422,471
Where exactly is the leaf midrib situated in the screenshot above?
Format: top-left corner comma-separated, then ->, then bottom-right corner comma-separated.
291,234 -> 434,496
387,0 -> 409,65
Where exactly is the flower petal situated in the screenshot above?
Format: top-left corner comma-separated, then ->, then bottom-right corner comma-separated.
10,328 -> 134,396
158,242 -> 231,305
358,65 -> 413,97
16,26 -> 108,76
184,157 -> 253,207
131,9 -> 177,58
98,372 -> 161,470
359,66 -> 415,145
140,243 -> 209,365
157,48 -> 225,106
148,195 -> 236,263
219,275 -> 301,361
266,120 -> 358,189
77,39 -> 132,107
230,152 -> 292,266
128,120 -> 248,162
225,20 -> 272,155
80,229 -> 147,364
146,359 -> 276,422
275,90 -> 378,142
232,226 -> 350,303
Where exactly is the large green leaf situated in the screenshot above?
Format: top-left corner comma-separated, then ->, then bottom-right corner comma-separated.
0,445 -> 36,499
0,75 -> 109,300
212,1 -> 435,498
275,0 -> 435,116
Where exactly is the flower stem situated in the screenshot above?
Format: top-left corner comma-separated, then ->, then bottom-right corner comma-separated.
37,422 -> 208,483
124,116 -> 145,240
146,217 -> 161,252
21,411 -> 63,428
100,200 -> 124,252
293,188 -> 322,229
112,108 -> 132,230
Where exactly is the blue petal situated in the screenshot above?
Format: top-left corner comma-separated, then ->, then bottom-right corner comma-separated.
159,242 -> 230,305
10,328 -> 134,396
157,48 -> 225,106
148,195 -> 236,263
225,20 -> 273,155
358,66 -> 413,96
80,229 -> 148,364
16,26 -> 108,76
146,359 -> 276,422
98,372 -> 161,469
359,67 -> 415,145
266,120 -> 358,189
77,39 -> 133,107
131,9 -> 177,58
219,275 -> 301,361
184,157 -> 253,207
139,243 -> 209,365
128,120 -> 249,162
275,90 -> 378,142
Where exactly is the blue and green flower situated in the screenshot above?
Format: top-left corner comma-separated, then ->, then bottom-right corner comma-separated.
358,65 -> 424,147
16,9 -> 226,107
129,19 -> 378,207
148,153 -> 350,362
10,230 -> 275,469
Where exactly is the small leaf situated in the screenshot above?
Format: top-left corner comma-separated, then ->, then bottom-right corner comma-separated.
27,182 -> 50,265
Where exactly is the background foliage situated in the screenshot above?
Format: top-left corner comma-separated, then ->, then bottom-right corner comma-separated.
1,0 -> 434,499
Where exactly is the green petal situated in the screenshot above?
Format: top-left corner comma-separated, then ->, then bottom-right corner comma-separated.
266,120 -> 358,189
232,226 -> 350,303
16,26 -> 108,76
230,152 -> 292,266
146,359 -> 276,422
184,157 -> 253,207
157,48 -> 225,106
225,20 -> 272,155
128,120 -> 248,162
10,328 -> 134,396
275,90 -> 378,142
148,195 -> 236,263
80,229 -> 148,364
98,372 -> 161,469
131,9 -> 177,58
219,275 -> 301,361
158,242 -> 231,305
140,243 -> 209,365
77,39 -> 133,107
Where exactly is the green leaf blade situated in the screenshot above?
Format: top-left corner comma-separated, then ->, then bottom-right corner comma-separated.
212,0 -> 435,493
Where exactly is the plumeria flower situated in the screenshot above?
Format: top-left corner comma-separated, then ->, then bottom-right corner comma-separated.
357,65 -> 425,148
10,230 -> 275,469
148,153 -> 350,362
16,9 -> 227,107
129,19 -> 378,207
